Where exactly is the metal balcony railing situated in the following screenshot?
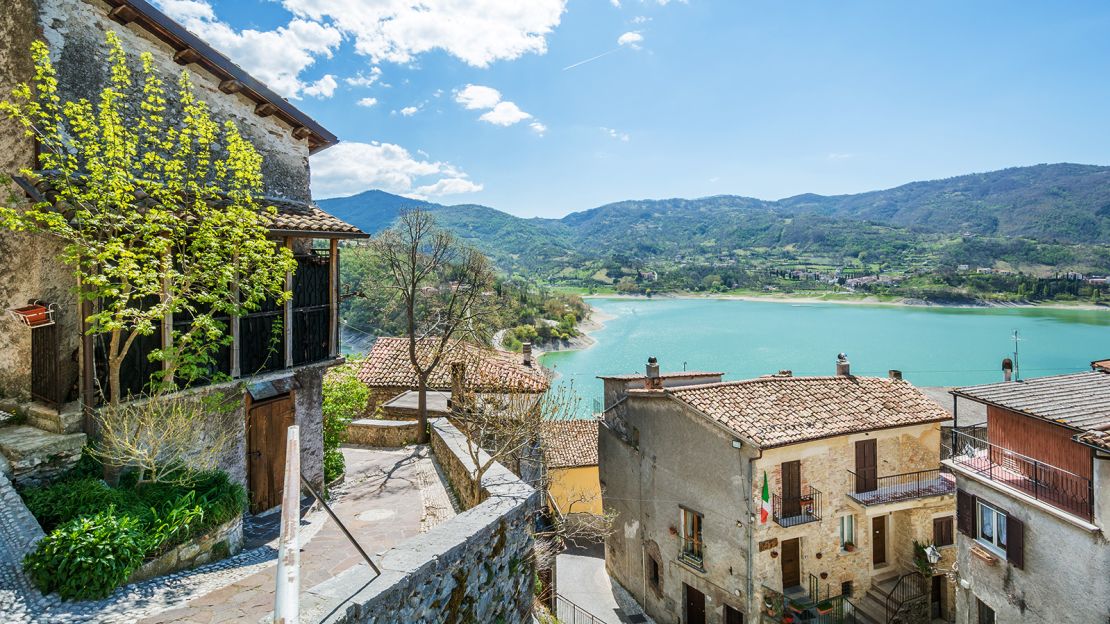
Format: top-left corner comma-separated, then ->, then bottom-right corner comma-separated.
949,429 -> 1094,521
773,486 -> 822,527
679,535 -> 704,567
847,466 -> 955,506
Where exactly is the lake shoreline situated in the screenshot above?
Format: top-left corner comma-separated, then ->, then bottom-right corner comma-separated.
584,291 -> 1110,312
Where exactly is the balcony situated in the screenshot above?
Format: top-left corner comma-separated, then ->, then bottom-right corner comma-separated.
678,535 -> 704,569
773,486 -> 822,527
948,429 -> 1094,521
847,466 -> 955,506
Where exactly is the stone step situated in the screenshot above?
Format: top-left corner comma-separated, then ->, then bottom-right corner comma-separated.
0,425 -> 86,486
0,398 -> 83,434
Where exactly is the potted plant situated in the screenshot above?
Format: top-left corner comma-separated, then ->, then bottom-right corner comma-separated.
816,600 -> 834,615
843,541 -> 856,552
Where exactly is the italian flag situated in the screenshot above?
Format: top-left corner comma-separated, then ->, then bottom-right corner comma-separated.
760,471 -> 771,524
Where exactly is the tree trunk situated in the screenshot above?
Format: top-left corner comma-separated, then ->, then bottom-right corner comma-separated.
417,373 -> 430,443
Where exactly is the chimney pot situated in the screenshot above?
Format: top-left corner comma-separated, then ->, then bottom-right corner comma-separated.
777,369 -> 793,377
646,356 -> 662,389
522,342 -> 533,367
888,369 -> 902,380
836,353 -> 851,377
1002,357 -> 1013,382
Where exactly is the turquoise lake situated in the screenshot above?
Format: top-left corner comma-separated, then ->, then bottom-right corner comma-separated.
541,297 -> 1110,411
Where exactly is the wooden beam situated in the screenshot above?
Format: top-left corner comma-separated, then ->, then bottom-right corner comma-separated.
255,102 -> 279,118
284,238 -> 294,369
107,5 -> 140,24
219,79 -> 244,94
328,239 -> 338,359
291,126 -> 312,141
173,48 -> 202,65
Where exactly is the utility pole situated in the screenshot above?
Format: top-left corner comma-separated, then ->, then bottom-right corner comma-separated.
1011,330 -> 1022,381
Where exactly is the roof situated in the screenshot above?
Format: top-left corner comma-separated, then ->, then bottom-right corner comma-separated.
542,419 -> 599,468
596,371 -> 724,381
101,0 -> 336,152
919,386 -> 987,426
952,371 -> 1110,432
358,337 -> 550,394
382,390 -> 451,416
1093,359 -> 1110,373
1074,430 -> 1110,452
269,199 -> 367,238
664,376 -> 950,448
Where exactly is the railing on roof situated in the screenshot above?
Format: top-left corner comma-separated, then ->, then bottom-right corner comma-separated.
949,429 -> 1093,521
847,466 -> 955,506
773,485 -> 822,527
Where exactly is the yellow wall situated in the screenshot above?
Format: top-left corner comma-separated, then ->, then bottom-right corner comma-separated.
548,465 -> 603,516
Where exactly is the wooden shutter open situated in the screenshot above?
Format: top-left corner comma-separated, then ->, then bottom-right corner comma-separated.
1006,515 -> 1024,569
957,489 -> 976,536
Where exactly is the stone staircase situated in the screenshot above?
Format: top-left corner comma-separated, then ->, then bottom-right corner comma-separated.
0,399 -> 86,487
853,571 -> 928,624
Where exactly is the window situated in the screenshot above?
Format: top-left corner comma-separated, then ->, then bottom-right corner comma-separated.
648,555 -> 661,591
933,516 -> 954,547
976,598 -> 995,624
680,507 -> 704,565
838,514 -> 856,549
976,501 -> 1007,554
841,580 -> 854,597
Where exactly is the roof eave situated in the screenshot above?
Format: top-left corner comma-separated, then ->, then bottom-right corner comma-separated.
268,228 -> 370,239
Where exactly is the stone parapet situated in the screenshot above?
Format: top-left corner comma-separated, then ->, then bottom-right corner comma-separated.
346,419 -> 422,448
127,517 -> 244,584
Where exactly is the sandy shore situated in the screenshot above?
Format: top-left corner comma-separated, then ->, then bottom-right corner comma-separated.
586,292 -> 1110,312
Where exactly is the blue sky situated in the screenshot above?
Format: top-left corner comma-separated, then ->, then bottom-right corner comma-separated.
159,1 -> 1110,218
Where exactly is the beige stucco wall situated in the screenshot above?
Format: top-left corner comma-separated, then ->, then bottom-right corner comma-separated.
549,464 -> 602,516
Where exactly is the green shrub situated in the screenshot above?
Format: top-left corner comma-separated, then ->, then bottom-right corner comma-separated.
324,450 -> 345,484
24,508 -> 146,600
143,490 -> 205,555
322,358 -> 369,482
21,478 -> 140,532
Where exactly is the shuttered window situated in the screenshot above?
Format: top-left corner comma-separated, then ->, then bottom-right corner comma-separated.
1006,515 -> 1024,569
957,489 -> 976,536
933,516 -> 954,547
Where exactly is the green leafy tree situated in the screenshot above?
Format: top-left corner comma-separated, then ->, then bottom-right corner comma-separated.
321,358 -> 369,482
0,32 -> 295,406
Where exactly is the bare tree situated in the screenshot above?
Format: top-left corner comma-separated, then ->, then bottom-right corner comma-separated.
372,210 -> 498,442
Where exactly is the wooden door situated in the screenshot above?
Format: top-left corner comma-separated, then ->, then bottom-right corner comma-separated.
872,516 -> 887,566
725,605 -> 744,624
781,460 -> 801,517
247,394 -> 296,513
781,538 -> 801,589
930,574 -> 944,619
30,324 -> 61,407
855,439 -> 877,492
684,584 -> 706,624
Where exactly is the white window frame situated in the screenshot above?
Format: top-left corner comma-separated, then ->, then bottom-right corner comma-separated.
838,514 -> 855,550
975,500 -> 1007,556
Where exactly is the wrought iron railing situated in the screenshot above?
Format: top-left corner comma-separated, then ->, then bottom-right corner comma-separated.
555,593 -> 608,624
679,535 -> 704,567
773,485 -> 822,527
884,571 -> 928,622
847,466 -> 955,505
761,585 -> 862,624
949,429 -> 1094,520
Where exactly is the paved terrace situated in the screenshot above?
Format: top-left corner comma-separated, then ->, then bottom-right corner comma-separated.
0,445 -> 457,624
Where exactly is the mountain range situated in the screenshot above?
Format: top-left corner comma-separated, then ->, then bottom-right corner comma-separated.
319,163 -> 1110,275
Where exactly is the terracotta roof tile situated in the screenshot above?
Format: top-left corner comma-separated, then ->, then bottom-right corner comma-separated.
542,419 -> 599,468
667,376 -> 949,448
1075,430 -> 1110,451
268,201 -> 366,237
357,337 -> 550,394
596,371 -> 724,381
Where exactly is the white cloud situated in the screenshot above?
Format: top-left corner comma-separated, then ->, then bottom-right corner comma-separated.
479,101 -> 532,126
281,0 -> 567,67
302,74 -> 337,98
357,97 -> 379,107
345,67 -> 383,87
310,141 -> 482,199
618,31 -> 644,48
827,152 -> 854,161
455,84 -> 504,110
155,0 -> 341,99
529,121 -> 547,136
602,127 -> 630,142
610,0 -> 621,6
631,15 -> 651,24
400,106 -> 420,116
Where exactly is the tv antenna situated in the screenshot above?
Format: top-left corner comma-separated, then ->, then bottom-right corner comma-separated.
1011,329 -> 1023,381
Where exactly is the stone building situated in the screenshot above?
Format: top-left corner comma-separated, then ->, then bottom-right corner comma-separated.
0,0 -> 366,508
944,362 -> 1110,624
599,356 -> 957,624
541,418 -> 602,516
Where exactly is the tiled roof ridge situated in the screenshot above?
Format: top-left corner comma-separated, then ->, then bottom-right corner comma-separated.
668,374 -> 895,393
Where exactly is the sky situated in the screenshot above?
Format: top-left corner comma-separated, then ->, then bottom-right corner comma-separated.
156,1 -> 1110,218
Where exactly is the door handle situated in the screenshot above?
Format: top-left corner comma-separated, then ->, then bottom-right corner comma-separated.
248,450 -> 262,459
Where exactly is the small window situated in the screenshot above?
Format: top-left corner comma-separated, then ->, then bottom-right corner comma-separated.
976,598 -> 995,624
838,515 -> 855,549
933,516 -> 954,547
841,580 -> 854,597
976,501 -> 1007,554
648,555 -> 661,591
680,507 -> 704,565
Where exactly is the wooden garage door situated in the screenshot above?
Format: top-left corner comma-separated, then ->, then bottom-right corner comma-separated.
247,394 -> 295,513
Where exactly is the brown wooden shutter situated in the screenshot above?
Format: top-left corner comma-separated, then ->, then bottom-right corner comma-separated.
957,489 -> 976,536
1006,515 -> 1024,569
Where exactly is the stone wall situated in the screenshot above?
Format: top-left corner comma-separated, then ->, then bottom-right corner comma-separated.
128,516 -> 243,584
304,419 -> 539,624
347,419 -> 423,448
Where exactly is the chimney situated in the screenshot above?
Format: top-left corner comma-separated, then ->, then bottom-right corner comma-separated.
836,353 -> 851,377
888,369 -> 902,381
645,356 -> 663,390
777,369 -> 793,377
522,342 -> 533,368
1002,358 -> 1013,382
